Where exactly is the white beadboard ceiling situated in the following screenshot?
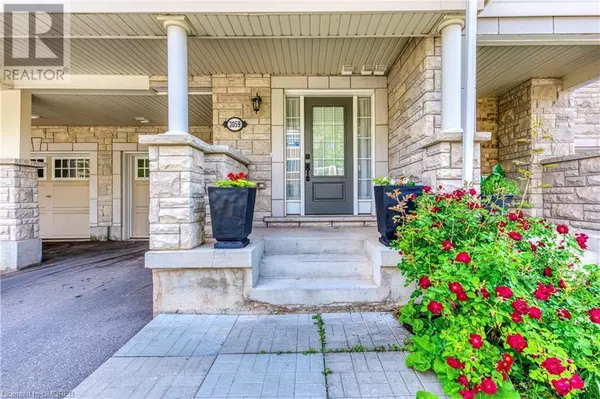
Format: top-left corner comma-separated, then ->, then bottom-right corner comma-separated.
477,45 -> 600,96
31,94 -> 212,126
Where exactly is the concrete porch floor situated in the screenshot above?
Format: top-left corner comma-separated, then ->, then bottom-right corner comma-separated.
73,312 -> 446,399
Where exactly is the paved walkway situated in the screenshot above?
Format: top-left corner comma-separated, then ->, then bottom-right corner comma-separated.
74,313 -> 444,399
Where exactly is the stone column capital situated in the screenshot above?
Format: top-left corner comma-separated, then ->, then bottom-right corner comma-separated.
157,15 -> 193,35
437,17 -> 465,34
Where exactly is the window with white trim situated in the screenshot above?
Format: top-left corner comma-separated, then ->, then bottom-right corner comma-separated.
31,158 -> 46,180
53,158 -> 90,179
135,157 -> 150,179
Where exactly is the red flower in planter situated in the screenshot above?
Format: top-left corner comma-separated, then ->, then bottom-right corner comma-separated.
534,283 -> 556,301
543,267 -> 552,277
480,378 -> 498,395
511,312 -> 523,323
495,286 -> 513,300
557,308 -> 572,320
511,298 -> 529,314
469,333 -> 483,349
541,357 -> 566,375
528,306 -> 542,320
589,308 -> 600,324
478,287 -> 491,299
570,374 -> 585,390
446,356 -> 465,369
552,378 -> 572,396
507,334 -> 527,352
423,185 -> 432,193
457,375 -> 469,387
508,212 -> 518,221
442,240 -> 453,251
419,276 -> 432,289
456,252 -> 471,264
427,301 -> 444,315
508,231 -> 523,241
431,206 -> 441,213
556,224 -> 569,234
575,233 -> 588,250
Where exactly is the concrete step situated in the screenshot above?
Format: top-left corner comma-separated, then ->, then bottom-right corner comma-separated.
250,277 -> 385,306
263,237 -> 367,255
259,254 -> 372,278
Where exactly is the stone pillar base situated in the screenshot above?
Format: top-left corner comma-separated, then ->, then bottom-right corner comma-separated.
0,238 -> 42,271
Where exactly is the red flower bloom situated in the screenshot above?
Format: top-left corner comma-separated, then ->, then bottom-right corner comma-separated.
427,301 -> 444,315
419,276 -> 432,289
431,206 -> 441,213
575,233 -> 588,250
557,224 -> 569,234
457,375 -> 469,387
557,308 -> 572,320
480,378 -> 498,395
423,185 -> 432,193
543,267 -> 552,277
530,242 -> 537,252
456,291 -> 468,302
449,282 -> 464,294
508,212 -> 518,221
478,287 -> 490,299
507,334 -> 527,352
518,210 -> 524,218
589,308 -> 600,324
456,252 -> 471,264
541,357 -> 566,375
552,378 -> 572,396
511,312 -> 523,323
558,279 -> 566,289
469,333 -> 483,349
496,353 -> 514,372
446,356 -> 465,370
460,389 -> 476,399
534,283 -> 556,301
442,240 -> 453,251
495,286 -> 513,300
528,307 -> 542,320
511,298 -> 529,314
570,374 -> 585,390
508,231 -> 523,241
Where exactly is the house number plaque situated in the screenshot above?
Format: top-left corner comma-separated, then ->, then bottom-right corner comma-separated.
222,117 -> 247,132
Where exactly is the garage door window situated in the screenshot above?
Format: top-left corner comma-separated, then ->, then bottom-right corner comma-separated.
53,158 -> 90,179
31,158 -> 46,180
135,158 -> 149,180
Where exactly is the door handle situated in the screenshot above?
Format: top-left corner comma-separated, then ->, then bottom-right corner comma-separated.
305,162 -> 311,182
45,195 -> 51,198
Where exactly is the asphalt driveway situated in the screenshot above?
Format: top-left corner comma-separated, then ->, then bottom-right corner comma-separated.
0,241 -> 152,399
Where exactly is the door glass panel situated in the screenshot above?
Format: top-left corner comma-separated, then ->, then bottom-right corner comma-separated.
285,97 -> 301,203
313,106 -> 344,176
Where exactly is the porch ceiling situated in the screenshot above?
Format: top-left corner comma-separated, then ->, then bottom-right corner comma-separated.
477,45 -> 600,96
31,94 -> 212,126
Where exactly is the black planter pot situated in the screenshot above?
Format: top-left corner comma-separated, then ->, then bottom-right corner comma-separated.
374,185 -> 424,247
208,187 -> 257,249
481,194 -> 515,213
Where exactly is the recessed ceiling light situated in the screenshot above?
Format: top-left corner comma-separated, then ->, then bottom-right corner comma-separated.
31,114 -> 40,119
135,116 -> 150,124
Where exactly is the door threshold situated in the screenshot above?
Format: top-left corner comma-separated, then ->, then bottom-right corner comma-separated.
264,215 -> 376,227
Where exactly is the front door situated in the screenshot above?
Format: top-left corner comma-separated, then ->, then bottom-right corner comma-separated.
304,97 -> 353,214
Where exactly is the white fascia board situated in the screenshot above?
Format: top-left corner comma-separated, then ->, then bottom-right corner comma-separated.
477,33 -> 600,46
12,75 -> 151,92
62,0 -> 475,13
479,1 -> 600,17
478,17 -> 600,35
562,58 -> 600,91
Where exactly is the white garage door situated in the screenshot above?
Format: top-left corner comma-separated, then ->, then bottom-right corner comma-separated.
36,156 -> 90,239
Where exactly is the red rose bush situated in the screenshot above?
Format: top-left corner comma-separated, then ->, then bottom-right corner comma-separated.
394,187 -> 599,398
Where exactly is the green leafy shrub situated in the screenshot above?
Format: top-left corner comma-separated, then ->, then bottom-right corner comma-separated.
481,164 -> 520,196
373,176 -> 416,186
214,172 -> 256,188
393,186 -> 599,399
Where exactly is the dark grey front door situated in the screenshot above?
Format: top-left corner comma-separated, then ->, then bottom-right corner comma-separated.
305,97 -> 353,215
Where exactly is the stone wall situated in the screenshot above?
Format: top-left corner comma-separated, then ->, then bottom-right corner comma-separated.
497,79 -> 575,216
570,80 -> 600,151
477,97 -> 499,175
212,74 -> 271,225
31,125 -> 211,239
0,159 -> 42,269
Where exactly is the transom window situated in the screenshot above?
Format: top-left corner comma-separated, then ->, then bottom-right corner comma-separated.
31,158 -> 46,180
135,158 -> 150,179
53,158 -> 90,179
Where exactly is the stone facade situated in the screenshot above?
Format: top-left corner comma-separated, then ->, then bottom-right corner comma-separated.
569,80 -> 600,151
0,159 -> 42,269
30,125 -> 211,239
477,97 -> 499,175
212,74 -> 271,225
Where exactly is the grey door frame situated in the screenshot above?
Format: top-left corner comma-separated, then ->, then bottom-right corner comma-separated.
304,97 -> 354,215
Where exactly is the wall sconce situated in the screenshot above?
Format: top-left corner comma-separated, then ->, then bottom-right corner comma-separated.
251,93 -> 262,113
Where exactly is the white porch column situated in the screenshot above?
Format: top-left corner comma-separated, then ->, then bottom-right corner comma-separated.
463,0 -> 478,184
158,16 -> 191,135
438,18 -> 465,133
